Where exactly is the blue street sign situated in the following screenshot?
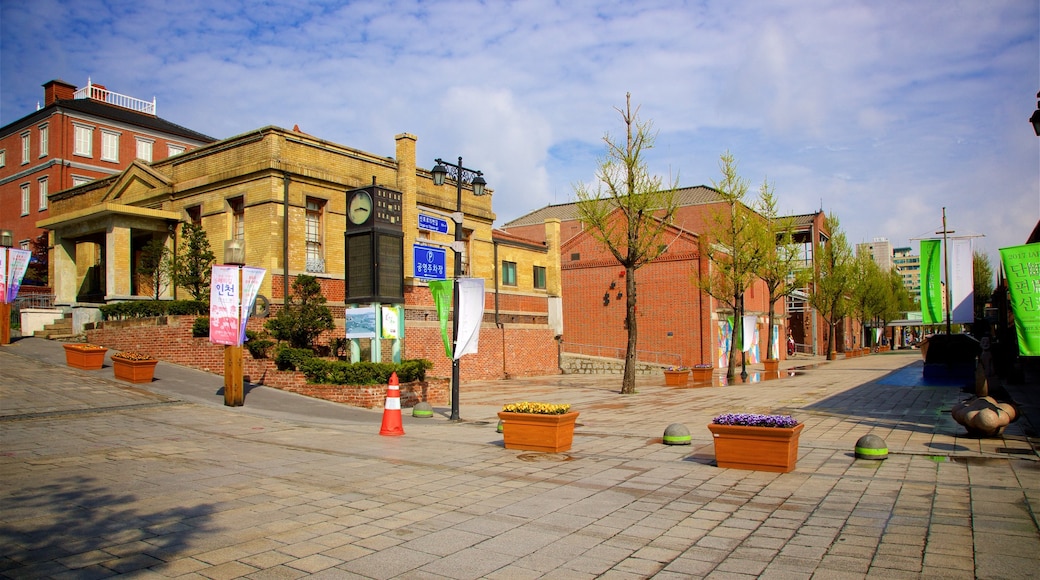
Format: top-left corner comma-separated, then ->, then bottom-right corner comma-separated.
413,244 -> 447,280
418,213 -> 450,234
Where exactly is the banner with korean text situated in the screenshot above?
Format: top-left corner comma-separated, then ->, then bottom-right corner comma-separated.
950,238 -> 974,324
239,267 -> 265,345
210,265 -> 240,346
1,249 -> 31,304
999,243 -> 1040,356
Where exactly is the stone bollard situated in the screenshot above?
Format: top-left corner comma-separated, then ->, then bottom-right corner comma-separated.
663,423 -> 691,445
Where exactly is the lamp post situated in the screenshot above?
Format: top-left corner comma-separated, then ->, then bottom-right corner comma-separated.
431,157 -> 487,422
0,230 -> 13,345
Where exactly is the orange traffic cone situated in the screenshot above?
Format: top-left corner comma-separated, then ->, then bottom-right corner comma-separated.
379,372 -> 405,436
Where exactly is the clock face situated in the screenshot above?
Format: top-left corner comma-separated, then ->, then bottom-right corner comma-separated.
348,191 -> 373,225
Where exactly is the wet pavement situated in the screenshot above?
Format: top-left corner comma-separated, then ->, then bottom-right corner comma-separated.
1,338 -> 1038,579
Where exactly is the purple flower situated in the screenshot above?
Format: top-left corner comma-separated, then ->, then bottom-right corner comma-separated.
712,413 -> 798,428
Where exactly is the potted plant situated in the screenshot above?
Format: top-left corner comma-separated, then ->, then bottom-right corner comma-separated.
111,351 -> 158,384
663,366 -> 690,386
62,343 -> 108,370
691,364 -> 713,382
708,413 -> 803,473
498,402 -> 579,453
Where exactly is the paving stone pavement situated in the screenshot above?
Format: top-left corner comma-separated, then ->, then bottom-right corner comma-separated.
1,337 -> 1038,579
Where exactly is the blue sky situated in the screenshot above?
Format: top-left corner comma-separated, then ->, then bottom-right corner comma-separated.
3,0 -> 1038,263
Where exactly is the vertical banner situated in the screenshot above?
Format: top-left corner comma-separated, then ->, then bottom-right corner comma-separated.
455,278 -> 485,359
920,239 -> 943,324
381,306 -> 400,339
717,319 -> 732,368
0,250 -> 6,304
209,265 -> 240,346
4,249 -> 31,303
950,238 -> 973,323
999,243 -> 1040,356
428,280 -> 453,358
742,315 -> 756,352
769,325 -> 779,360
239,267 -> 266,345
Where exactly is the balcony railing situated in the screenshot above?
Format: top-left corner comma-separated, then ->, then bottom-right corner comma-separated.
74,79 -> 156,115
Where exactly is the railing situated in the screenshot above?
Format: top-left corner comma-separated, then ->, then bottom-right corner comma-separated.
14,293 -> 55,309
562,342 -> 683,367
74,79 -> 156,115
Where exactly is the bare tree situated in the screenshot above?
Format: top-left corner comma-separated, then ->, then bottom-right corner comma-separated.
574,93 -> 680,394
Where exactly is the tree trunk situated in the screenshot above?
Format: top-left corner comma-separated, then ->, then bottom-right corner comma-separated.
727,307 -> 738,378
621,267 -> 638,394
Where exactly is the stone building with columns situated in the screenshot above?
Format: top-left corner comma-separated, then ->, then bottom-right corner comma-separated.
38,127 -> 562,379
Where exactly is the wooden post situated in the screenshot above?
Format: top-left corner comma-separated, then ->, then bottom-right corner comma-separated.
224,265 -> 244,406
0,301 -> 10,345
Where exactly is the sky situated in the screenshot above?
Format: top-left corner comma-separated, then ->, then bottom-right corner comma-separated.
2,0 -> 1038,265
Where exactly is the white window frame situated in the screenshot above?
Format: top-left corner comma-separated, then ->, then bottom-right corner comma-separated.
305,197 -> 325,273
21,183 -> 30,215
135,137 -> 154,162
167,144 -> 185,157
74,124 -> 93,157
101,130 -> 120,162
38,177 -> 48,211
38,124 -> 49,158
0,149 -> 6,168
20,240 -> 30,252
21,132 -> 30,164
229,197 -> 244,241
72,175 -> 92,187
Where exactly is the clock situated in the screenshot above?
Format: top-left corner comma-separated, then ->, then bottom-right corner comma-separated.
348,190 -> 373,225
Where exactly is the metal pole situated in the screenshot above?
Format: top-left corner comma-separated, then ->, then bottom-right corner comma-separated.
740,294 -> 748,381
938,207 -> 953,335
451,157 -> 464,421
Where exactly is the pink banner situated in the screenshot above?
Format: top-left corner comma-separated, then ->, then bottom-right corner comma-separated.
239,267 -> 266,345
209,265 -> 240,346
3,249 -> 31,304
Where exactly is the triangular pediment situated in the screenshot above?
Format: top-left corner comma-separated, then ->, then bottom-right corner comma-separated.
101,161 -> 173,206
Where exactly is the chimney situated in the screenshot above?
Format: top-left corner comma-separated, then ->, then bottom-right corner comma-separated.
43,79 -> 77,106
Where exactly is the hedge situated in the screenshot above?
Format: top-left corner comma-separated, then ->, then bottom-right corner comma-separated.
100,300 -> 208,320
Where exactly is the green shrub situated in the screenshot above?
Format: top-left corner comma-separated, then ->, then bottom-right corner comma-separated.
299,358 -> 433,385
192,316 -> 210,338
275,346 -> 315,371
245,330 -> 275,359
100,300 -> 207,320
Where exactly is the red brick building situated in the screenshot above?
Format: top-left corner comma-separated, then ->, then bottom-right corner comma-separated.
0,79 -> 215,278
501,186 -> 800,369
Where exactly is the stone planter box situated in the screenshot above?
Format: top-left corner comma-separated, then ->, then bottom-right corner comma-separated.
708,422 -> 804,473
112,357 -> 158,384
691,367 -> 713,382
63,343 -> 108,370
498,411 -> 579,453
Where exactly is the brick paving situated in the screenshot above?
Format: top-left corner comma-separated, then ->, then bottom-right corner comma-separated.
1,337 -> 1037,579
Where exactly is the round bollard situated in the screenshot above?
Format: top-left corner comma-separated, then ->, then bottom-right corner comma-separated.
496,419 -> 504,433
663,423 -> 691,445
854,434 -> 888,460
412,402 -> 434,418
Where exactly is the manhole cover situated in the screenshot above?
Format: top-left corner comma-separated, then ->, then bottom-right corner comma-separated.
517,453 -> 573,462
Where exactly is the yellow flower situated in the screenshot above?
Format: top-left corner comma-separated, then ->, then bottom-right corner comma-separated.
501,401 -> 571,415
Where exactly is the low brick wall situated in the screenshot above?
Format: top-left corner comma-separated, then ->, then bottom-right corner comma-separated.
85,315 -> 448,408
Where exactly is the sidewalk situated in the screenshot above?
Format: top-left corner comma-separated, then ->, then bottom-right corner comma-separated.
1,337 -> 1038,579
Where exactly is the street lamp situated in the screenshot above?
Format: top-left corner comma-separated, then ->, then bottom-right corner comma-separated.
1030,91 -> 1040,136
431,157 -> 487,421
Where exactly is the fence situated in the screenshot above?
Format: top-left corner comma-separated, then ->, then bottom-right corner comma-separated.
562,341 -> 683,367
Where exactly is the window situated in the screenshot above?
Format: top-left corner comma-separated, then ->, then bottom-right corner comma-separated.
38,177 -> 48,211
533,265 -> 546,290
229,197 -> 244,240
21,183 -> 30,215
0,149 -> 6,167
305,197 -> 325,272
502,261 -> 517,286
101,130 -> 120,162
20,240 -> 30,252
72,175 -> 92,187
21,132 -> 30,164
38,124 -> 48,157
168,144 -> 185,157
186,205 -> 201,226
135,137 -> 153,162
74,124 -> 93,156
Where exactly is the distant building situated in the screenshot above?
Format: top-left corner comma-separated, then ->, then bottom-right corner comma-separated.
893,246 -> 921,302
0,79 -> 216,268
856,237 -> 893,272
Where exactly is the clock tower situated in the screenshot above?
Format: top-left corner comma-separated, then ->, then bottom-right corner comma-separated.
345,183 -> 404,303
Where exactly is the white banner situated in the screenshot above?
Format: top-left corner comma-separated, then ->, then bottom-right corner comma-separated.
381,306 -> 400,339
950,238 -> 974,324
239,267 -> 266,345
742,315 -> 757,352
3,249 -> 32,304
454,278 -> 485,359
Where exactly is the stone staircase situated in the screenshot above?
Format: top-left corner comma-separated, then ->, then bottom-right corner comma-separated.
34,313 -> 76,340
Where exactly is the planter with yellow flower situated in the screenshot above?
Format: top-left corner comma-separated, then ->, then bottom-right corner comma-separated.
663,366 -> 690,386
498,402 -> 579,453
111,351 -> 158,384
63,343 -> 108,370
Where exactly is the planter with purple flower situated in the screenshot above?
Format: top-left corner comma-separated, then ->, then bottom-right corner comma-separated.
708,413 -> 803,473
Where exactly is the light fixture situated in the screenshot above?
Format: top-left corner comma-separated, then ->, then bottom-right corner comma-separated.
1031,90 -> 1040,136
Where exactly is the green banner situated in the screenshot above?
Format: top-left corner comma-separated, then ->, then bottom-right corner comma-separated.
428,280 -> 454,359
920,239 -> 943,325
999,243 -> 1040,356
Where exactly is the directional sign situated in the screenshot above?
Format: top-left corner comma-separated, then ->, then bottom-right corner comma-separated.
418,213 -> 450,234
413,244 -> 447,280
